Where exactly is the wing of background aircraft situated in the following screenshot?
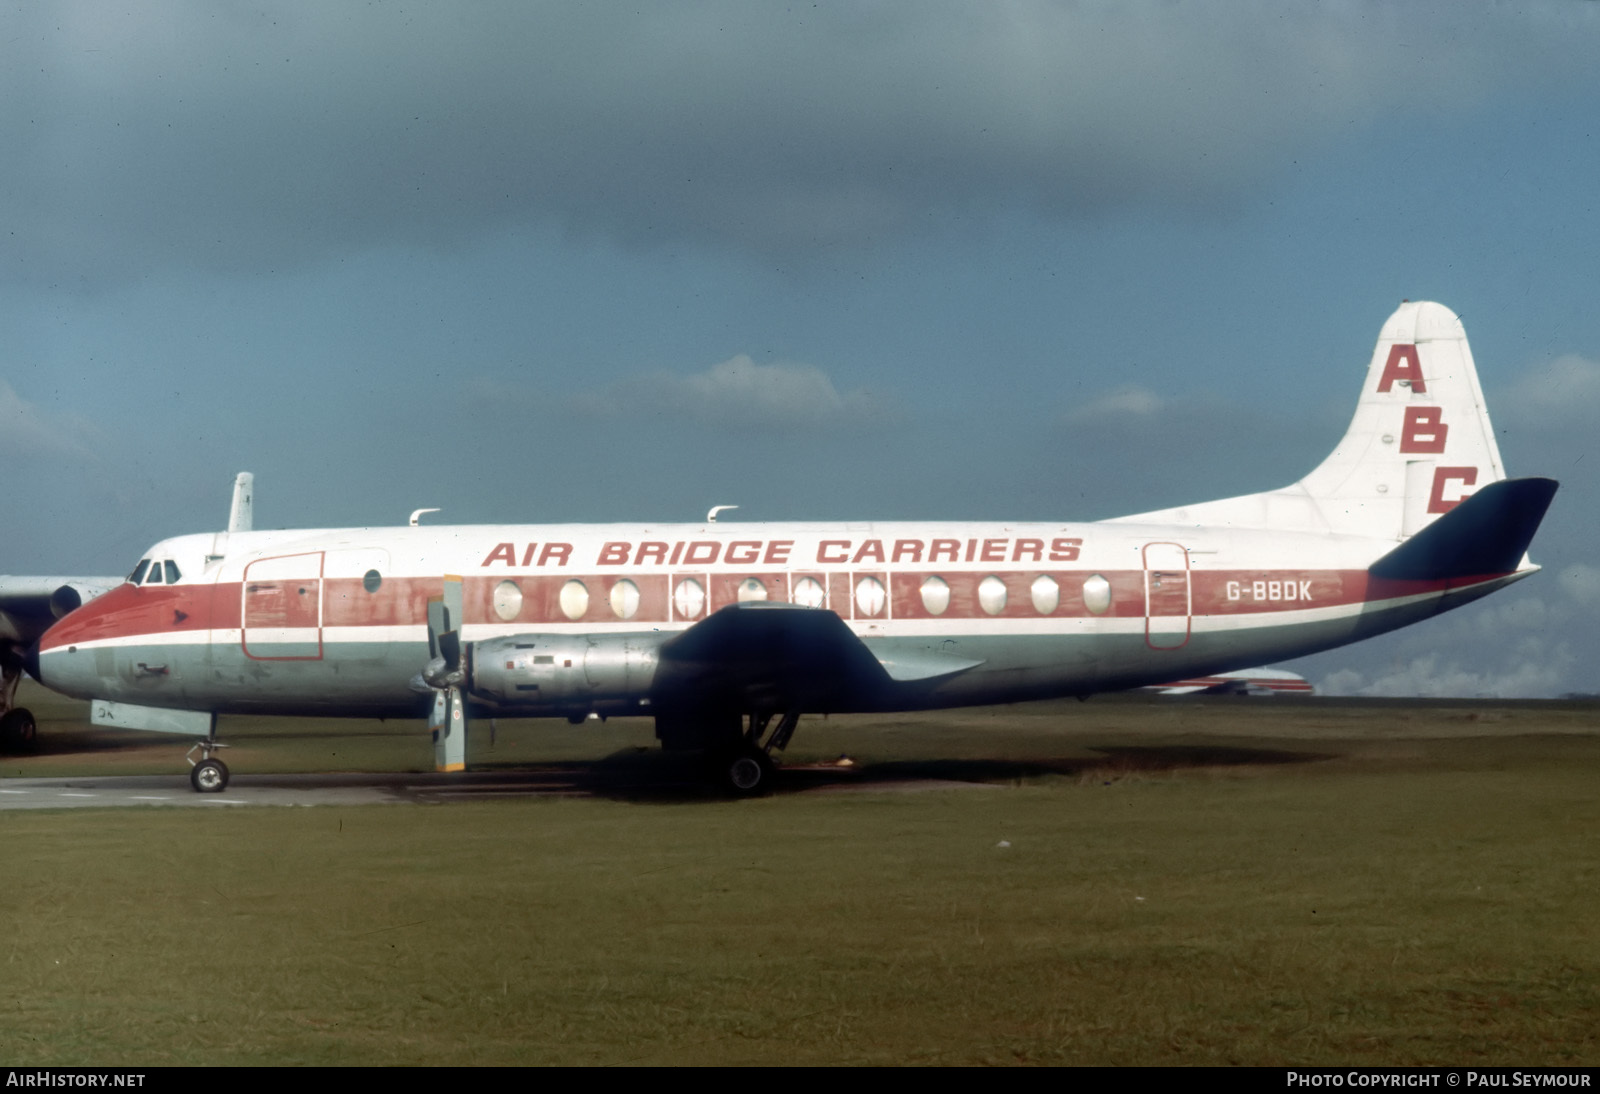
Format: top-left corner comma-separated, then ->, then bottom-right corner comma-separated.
1143,667 -> 1313,696
0,575 -> 121,749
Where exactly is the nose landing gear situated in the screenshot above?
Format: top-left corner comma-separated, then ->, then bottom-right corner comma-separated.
186,740 -> 230,793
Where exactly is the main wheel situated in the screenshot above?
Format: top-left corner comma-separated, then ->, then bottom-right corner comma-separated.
0,708 -> 37,754
190,757 -> 229,793
718,746 -> 775,798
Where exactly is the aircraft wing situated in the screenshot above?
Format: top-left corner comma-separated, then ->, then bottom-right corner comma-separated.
655,602 -> 982,711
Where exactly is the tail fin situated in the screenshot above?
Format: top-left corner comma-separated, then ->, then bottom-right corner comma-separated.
1299,301 -> 1505,539
1111,301 -> 1509,541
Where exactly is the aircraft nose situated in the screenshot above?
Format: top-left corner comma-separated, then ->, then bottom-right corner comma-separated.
36,631 -> 99,701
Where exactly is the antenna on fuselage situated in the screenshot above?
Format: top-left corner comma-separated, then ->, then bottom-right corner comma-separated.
227,473 -> 254,533
707,505 -> 739,523
410,508 -> 441,526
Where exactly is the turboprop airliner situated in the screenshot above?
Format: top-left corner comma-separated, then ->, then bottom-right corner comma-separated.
34,302 -> 1557,795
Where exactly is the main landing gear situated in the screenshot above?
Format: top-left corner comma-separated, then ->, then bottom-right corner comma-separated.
0,662 -> 37,754
0,707 -> 37,753
186,740 -> 230,793
709,709 -> 800,798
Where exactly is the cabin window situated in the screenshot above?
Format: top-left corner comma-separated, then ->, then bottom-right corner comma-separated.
1082,574 -> 1112,616
1030,574 -> 1060,614
978,575 -> 1007,615
737,578 -> 767,603
493,580 -> 523,622
854,577 -> 886,617
791,577 -> 825,609
919,575 -> 949,615
363,569 -> 383,594
610,579 -> 640,620
673,578 -> 705,619
559,580 -> 589,621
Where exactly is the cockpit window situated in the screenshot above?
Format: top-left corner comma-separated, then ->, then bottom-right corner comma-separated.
144,562 -> 164,585
164,560 -> 181,584
129,559 -> 151,585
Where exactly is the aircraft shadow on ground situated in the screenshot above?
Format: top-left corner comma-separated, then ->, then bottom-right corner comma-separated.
478,743 -> 1336,803
10,739 -> 1333,802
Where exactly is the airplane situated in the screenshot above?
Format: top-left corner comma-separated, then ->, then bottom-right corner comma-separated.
33,302 -> 1557,795
0,473 -> 255,753
1142,667 -> 1313,696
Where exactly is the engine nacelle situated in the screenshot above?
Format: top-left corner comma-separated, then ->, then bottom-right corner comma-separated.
472,633 -> 662,708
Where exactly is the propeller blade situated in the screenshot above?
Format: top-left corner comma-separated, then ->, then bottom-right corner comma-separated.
426,575 -> 470,772
426,597 -> 447,660
434,685 -> 468,772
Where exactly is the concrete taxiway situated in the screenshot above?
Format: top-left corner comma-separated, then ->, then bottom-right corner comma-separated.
0,764 -> 990,809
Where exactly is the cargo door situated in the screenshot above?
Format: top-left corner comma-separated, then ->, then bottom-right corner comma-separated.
242,552 -> 324,660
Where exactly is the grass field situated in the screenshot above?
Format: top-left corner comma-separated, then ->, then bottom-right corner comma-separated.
3,683 -> 1598,1065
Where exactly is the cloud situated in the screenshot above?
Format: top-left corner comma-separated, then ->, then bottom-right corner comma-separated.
0,381 -> 99,460
1557,563 -> 1600,608
1318,653 -> 1571,700
1066,385 -> 1164,421
1499,354 -> 1600,427
1308,580 -> 1596,699
570,354 -> 889,432
5,2 -> 1593,283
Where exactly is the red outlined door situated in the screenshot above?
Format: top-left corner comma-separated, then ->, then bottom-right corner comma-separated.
1143,542 -> 1191,650
243,552 -> 324,660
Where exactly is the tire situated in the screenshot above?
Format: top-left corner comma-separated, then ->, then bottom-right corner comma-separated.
0,708 -> 38,754
190,757 -> 229,793
719,746 -> 774,798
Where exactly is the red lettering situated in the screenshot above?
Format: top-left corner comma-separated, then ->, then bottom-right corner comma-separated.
725,541 -> 761,565
965,539 -> 976,562
763,541 -> 793,565
1050,537 -> 1082,562
1012,538 -> 1044,563
929,539 -> 960,563
521,544 -> 538,567
852,540 -> 885,564
636,542 -> 668,565
537,543 -> 572,567
683,541 -> 720,565
669,542 -> 684,565
1377,343 -> 1427,393
598,542 -> 630,566
1427,466 -> 1478,513
482,543 -> 516,567
818,540 -> 851,564
1399,406 -> 1448,454
892,539 -> 924,563
981,539 -> 1006,562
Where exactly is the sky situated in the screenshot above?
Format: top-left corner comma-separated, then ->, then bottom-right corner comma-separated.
4,1 -> 1598,697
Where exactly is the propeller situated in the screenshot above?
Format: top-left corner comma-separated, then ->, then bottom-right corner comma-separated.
415,575 -> 469,772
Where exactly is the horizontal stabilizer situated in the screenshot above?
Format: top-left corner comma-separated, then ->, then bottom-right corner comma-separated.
1368,477 -> 1558,581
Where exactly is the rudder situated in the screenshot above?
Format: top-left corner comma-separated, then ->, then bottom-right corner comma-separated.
1298,301 -> 1506,540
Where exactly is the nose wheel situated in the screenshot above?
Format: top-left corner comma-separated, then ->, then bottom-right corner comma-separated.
185,741 -> 230,793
